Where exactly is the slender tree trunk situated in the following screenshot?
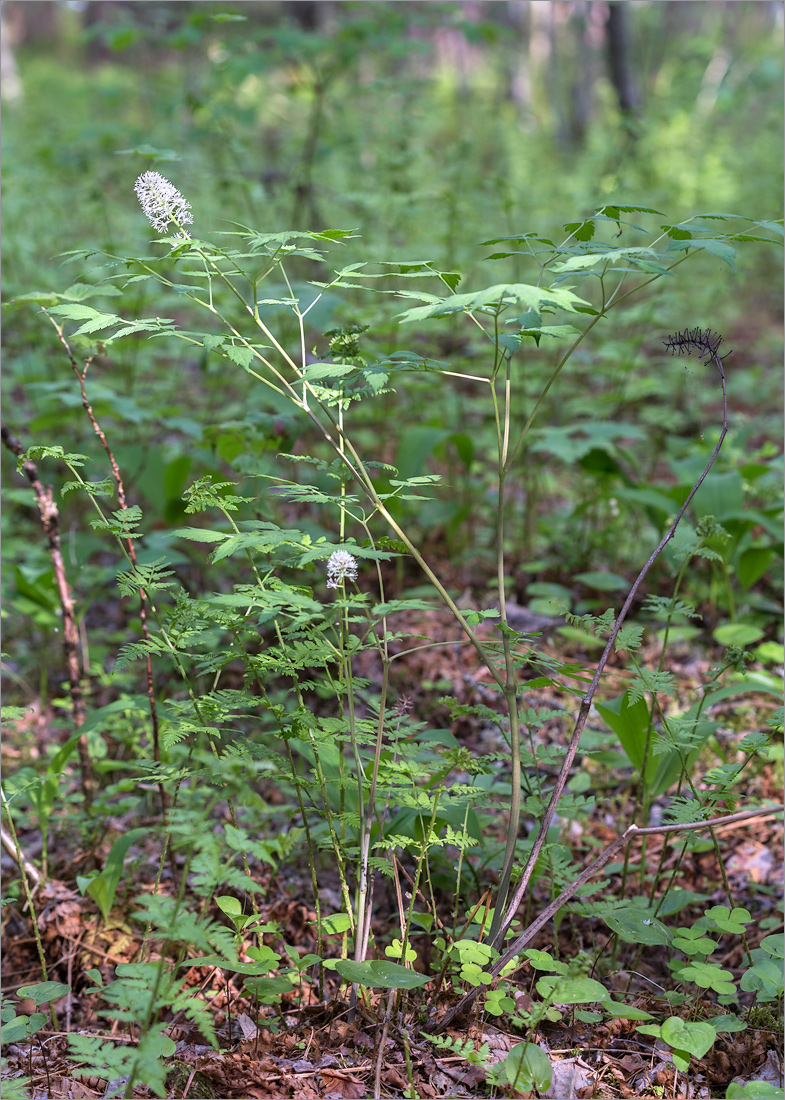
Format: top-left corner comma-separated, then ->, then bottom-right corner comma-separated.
606,1 -> 640,117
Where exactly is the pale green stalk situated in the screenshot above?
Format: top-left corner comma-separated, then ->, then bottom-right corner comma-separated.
136,223 -> 701,951
397,794 -> 441,976
303,722 -> 356,933
132,244 -> 506,689
488,352 -> 524,943
354,660 -> 390,962
451,801 -> 473,938
1,790 -> 56,1029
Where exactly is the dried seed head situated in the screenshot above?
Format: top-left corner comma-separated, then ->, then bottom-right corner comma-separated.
663,327 -> 724,360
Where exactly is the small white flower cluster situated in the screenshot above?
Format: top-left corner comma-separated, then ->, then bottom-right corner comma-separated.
326,550 -> 358,589
134,171 -> 193,235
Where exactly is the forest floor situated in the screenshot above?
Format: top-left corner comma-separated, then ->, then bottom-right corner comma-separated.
1,612 -> 783,1100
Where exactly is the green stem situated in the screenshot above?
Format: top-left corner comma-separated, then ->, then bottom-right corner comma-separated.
1,790 -> 56,1029
488,358 -> 522,943
355,660 -> 390,963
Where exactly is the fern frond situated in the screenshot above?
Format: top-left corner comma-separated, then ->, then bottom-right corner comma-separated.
116,558 -> 175,598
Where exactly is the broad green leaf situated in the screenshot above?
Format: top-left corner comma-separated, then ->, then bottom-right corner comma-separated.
660,1017 -> 716,1059
225,345 -> 256,368
85,828 -> 149,921
655,888 -> 711,917
726,1084 -> 784,1099
169,527 -> 229,543
672,928 -> 717,956
536,975 -> 610,1004
524,949 -> 570,974
760,934 -> 784,960
737,546 -> 774,589
713,623 -> 765,647
16,981 -> 71,1005
242,975 -> 295,1002
323,959 -> 428,989
666,237 -> 737,268
498,1041 -> 552,1093
79,696 -> 150,734
1,1012 -> 47,1044
740,959 -> 784,997
184,954 -> 280,975
215,896 -> 243,917
595,693 -> 650,773
678,961 -> 736,995
372,598 -> 434,616
603,907 -> 672,946
574,571 -> 629,591
550,246 -> 658,272
603,1000 -> 653,1020
321,913 -> 353,935
385,939 -> 417,963
708,1014 -> 747,1033
398,282 -> 589,323
395,426 -> 451,481
705,906 -> 752,934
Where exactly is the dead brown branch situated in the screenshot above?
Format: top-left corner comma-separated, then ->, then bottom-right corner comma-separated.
1,423 -> 95,808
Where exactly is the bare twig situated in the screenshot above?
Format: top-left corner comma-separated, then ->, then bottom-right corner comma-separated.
427,803 -> 784,1032
46,319 -> 163,769
1,823 -> 41,887
374,988 -> 396,1100
436,338 -> 743,1026
1,424 -> 94,807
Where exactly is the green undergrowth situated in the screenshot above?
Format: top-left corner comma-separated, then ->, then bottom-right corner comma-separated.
1,7 -> 783,1098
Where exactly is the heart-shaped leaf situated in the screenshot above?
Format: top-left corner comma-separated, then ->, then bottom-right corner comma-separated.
660,1017 -> 716,1059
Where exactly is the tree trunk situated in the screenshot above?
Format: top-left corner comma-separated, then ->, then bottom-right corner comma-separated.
606,1 -> 640,116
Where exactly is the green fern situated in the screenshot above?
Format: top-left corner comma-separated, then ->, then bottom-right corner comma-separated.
425,1032 -> 491,1066
626,669 -> 677,703
69,1027 -> 173,1098
183,475 -> 253,514
643,595 -> 700,621
64,476 -> 114,498
115,558 -> 175,598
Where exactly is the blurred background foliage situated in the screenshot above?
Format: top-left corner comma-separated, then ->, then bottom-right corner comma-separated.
1,0 -> 782,702
2,1 -> 783,280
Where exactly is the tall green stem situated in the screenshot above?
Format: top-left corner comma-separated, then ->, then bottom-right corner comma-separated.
488,356 -> 522,943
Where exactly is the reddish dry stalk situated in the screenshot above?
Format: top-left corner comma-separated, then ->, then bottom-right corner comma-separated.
427,804 -> 784,1032
428,338 -> 734,1031
50,323 -> 162,766
1,424 -> 94,807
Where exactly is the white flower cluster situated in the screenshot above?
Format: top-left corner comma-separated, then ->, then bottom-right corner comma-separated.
134,171 -> 193,235
326,550 -> 358,589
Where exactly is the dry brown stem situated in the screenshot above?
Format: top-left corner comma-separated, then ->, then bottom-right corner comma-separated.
1,423 -> 95,808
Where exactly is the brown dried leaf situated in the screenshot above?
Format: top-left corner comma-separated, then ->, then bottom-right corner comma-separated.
320,1070 -> 367,1098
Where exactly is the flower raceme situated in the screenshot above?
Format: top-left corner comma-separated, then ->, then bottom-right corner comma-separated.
134,171 -> 193,235
326,550 -> 358,589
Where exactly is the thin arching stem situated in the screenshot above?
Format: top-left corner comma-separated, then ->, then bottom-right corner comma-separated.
490,345 -> 728,952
